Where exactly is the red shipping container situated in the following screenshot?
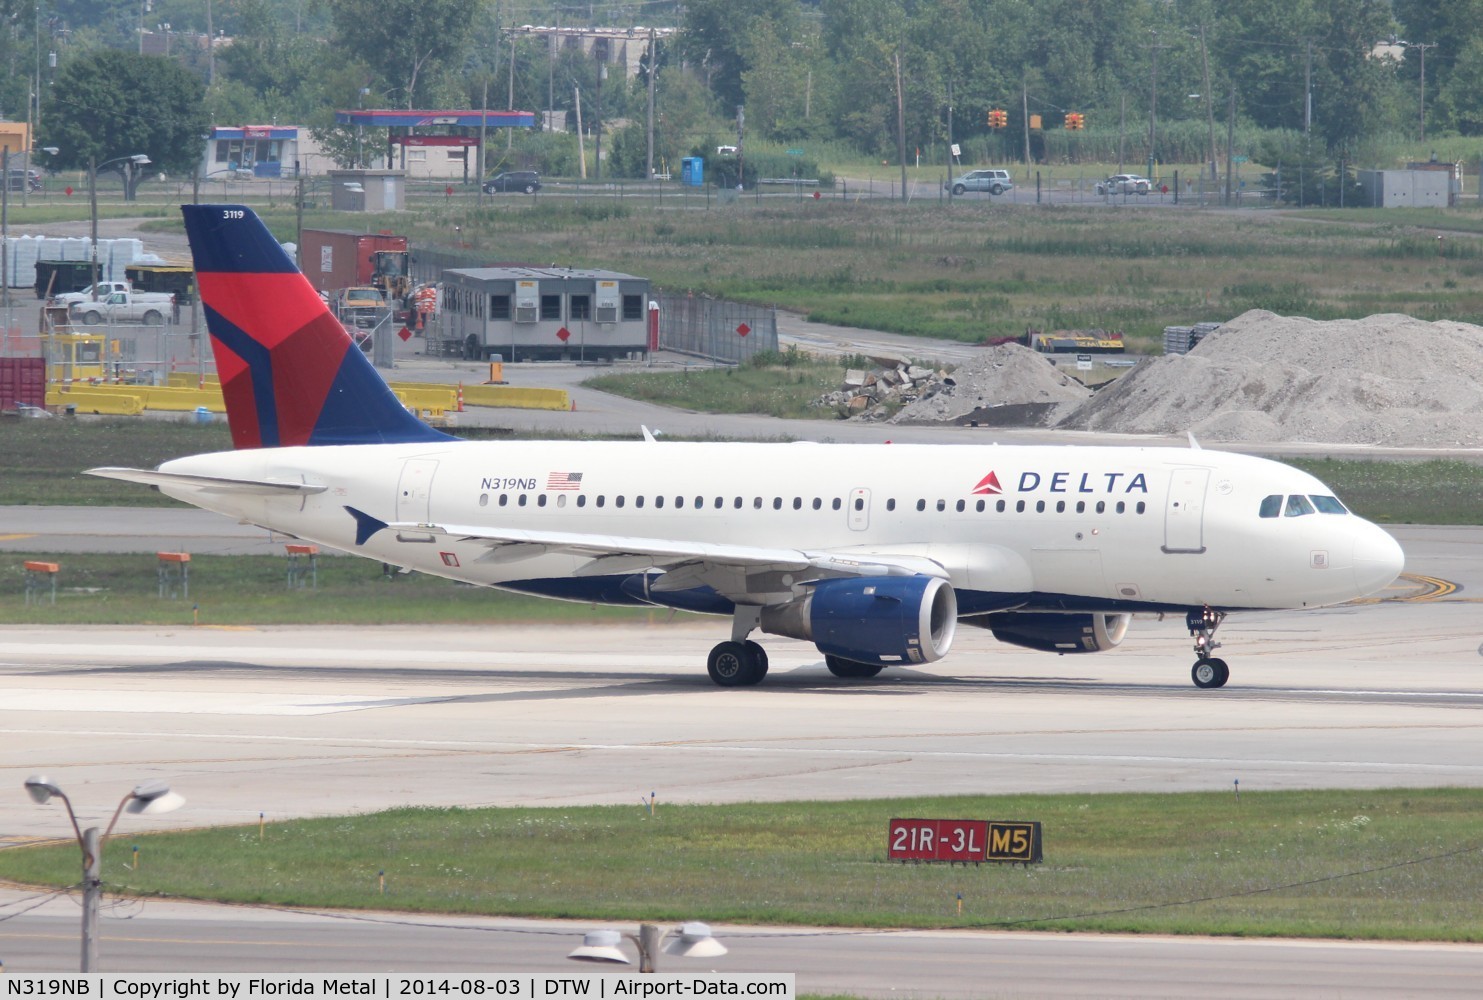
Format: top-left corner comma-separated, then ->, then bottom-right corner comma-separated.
0,356 -> 45,411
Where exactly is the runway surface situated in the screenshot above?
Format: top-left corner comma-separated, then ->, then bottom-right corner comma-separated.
1,525 -> 1479,993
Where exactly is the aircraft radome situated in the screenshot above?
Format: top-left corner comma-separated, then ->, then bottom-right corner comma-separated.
89,205 -> 1405,689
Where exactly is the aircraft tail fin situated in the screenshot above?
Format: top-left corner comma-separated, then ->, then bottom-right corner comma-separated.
181,204 -> 453,448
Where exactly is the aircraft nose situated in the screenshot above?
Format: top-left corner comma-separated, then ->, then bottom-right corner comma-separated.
1354,525 -> 1405,597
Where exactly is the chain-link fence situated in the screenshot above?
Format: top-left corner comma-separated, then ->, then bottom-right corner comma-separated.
656,294 -> 778,364
2,301 -> 215,385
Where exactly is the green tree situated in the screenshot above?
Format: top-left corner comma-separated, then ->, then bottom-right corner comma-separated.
1435,37 -> 1483,135
326,0 -> 478,108
43,49 -> 207,200
680,0 -> 802,111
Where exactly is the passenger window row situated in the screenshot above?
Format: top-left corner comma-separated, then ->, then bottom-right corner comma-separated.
473,493 -> 1148,515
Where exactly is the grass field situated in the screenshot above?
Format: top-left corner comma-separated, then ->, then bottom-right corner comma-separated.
0,551 -> 670,626
2,789 -> 1479,940
105,189 -> 1483,354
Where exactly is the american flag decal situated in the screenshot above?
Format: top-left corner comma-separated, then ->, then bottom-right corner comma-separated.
546,471 -> 584,490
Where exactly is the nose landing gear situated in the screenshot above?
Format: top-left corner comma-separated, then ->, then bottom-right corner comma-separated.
1187,606 -> 1229,689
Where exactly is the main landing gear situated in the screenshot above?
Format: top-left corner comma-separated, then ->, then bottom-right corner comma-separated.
706,640 -> 769,687
1187,606 -> 1229,689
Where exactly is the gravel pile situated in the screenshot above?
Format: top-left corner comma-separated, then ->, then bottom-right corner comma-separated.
1055,310 -> 1483,447
886,343 -> 1090,424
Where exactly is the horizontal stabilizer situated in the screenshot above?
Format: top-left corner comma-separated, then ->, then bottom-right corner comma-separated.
85,466 -> 327,496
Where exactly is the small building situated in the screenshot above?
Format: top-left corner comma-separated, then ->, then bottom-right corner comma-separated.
1358,168 -> 1454,208
438,267 -> 651,362
200,125 -> 323,180
329,169 -> 405,212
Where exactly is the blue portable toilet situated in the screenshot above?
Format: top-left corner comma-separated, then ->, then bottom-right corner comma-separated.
681,157 -> 704,187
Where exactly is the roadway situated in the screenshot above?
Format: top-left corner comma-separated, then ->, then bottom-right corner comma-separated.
0,525 -> 1480,993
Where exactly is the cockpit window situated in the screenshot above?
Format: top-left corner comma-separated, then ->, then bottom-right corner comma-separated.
1259,495 -> 1282,518
1310,494 -> 1348,514
1284,494 -> 1316,517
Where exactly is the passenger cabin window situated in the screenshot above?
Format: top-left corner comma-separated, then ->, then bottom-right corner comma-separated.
1259,495 -> 1282,518
1285,495 -> 1316,517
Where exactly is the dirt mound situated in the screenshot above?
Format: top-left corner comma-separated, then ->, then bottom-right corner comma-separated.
888,343 -> 1089,424
1056,310 -> 1483,447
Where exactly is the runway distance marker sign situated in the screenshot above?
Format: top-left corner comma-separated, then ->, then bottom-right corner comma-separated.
888,818 -> 1043,864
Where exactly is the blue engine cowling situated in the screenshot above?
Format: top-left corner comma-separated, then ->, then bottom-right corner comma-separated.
760,576 -> 958,666
979,611 -> 1131,653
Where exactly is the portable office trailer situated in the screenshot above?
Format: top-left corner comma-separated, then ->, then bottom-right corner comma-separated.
438,267 -> 651,361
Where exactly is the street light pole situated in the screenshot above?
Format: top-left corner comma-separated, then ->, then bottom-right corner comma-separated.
89,153 -> 150,300
23,775 -> 183,972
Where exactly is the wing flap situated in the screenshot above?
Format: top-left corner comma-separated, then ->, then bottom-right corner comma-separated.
86,466 -> 328,496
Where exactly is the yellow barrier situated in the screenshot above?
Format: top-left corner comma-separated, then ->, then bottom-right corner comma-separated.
46,387 -> 145,415
389,384 -> 459,413
139,387 -> 226,412
460,384 -> 570,411
166,372 -> 220,388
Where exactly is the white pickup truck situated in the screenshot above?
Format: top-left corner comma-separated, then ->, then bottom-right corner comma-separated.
69,289 -> 175,325
54,281 -> 171,309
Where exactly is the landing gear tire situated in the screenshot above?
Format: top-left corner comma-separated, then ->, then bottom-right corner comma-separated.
825,654 -> 884,679
708,640 -> 766,687
1191,657 -> 1229,689
743,640 -> 769,680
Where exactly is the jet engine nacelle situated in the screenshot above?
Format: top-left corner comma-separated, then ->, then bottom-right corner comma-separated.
760,575 -> 957,666
981,611 -> 1132,653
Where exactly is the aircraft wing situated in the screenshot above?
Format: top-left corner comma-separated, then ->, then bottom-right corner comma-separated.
393,520 -> 948,587
86,467 -> 329,496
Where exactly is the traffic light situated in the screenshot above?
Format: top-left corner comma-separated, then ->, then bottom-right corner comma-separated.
988,109 -> 1008,129
1065,112 -> 1085,131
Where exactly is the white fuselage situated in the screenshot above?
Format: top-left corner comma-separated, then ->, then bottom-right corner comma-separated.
155,441 -> 1403,615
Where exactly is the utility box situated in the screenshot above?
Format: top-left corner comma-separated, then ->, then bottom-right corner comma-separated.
1358,169 -> 1452,208
681,157 -> 704,187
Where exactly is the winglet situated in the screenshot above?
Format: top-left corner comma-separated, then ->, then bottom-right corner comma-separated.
344,506 -> 389,546
182,204 -> 455,449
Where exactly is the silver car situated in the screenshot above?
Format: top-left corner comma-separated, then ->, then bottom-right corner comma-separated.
948,169 -> 1014,196
1097,174 -> 1150,195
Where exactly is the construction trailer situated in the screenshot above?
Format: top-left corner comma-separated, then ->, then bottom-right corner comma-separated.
436,267 -> 653,362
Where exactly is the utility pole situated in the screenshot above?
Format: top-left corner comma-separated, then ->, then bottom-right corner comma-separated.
735,104 -> 745,191
645,27 -> 656,181
1412,42 -> 1436,142
894,50 -> 906,201
1225,88 -> 1235,207
1118,94 -> 1126,172
946,79 -> 954,200
549,13 -> 558,132
1148,32 -> 1167,181
1021,76 -> 1030,165
479,77 -> 489,197
1200,24 -> 1216,179
1303,41 -> 1312,135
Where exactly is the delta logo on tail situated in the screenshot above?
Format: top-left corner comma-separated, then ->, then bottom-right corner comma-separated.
182,205 -> 451,449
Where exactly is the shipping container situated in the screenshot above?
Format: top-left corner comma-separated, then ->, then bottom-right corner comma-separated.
0,356 -> 45,411
297,229 -> 410,295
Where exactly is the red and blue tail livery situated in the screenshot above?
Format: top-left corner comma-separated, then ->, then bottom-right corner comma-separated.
182,204 -> 451,448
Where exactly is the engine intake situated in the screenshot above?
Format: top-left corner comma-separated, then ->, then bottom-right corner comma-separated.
761,575 -> 957,666
981,611 -> 1131,653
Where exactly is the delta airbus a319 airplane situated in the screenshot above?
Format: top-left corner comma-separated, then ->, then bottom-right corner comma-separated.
90,205 -> 1405,689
